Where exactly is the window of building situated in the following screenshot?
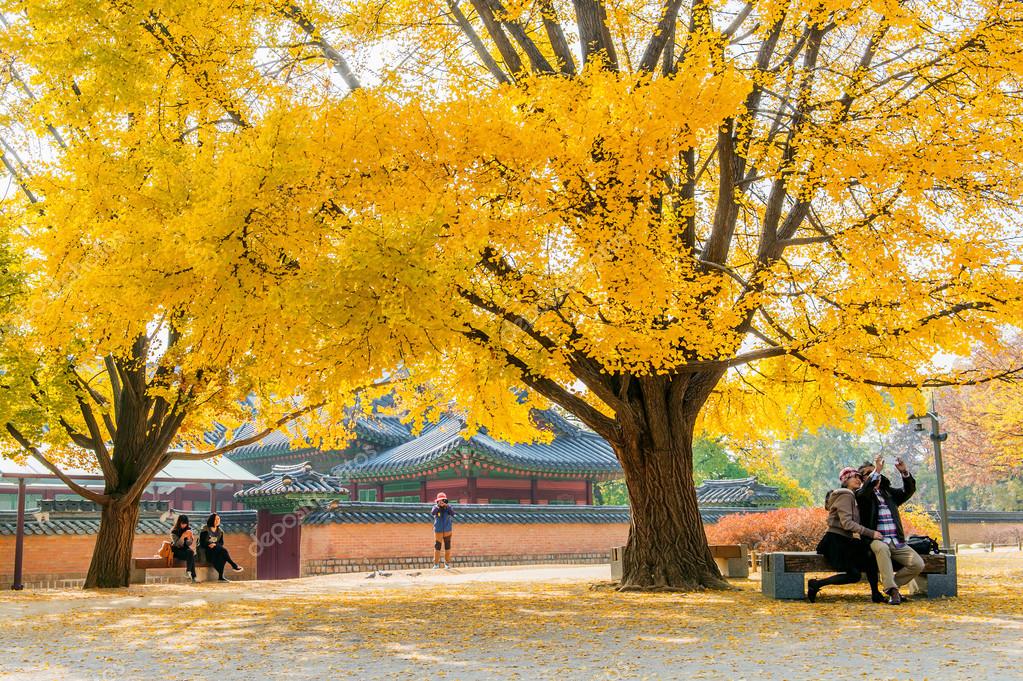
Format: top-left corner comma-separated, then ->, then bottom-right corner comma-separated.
547,498 -> 576,505
358,489 -> 377,502
487,499 -> 521,505
387,495 -> 421,503
0,494 -> 42,510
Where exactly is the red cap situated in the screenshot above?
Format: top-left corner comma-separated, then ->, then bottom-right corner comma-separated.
435,492 -> 448,501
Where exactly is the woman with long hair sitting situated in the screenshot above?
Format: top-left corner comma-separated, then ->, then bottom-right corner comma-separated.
170,514 -> 197,583
198,512 -> 244,582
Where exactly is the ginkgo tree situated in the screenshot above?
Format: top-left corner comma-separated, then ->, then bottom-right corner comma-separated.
0,0 -> 407,588
3,0 -> 1023,593
285,0 -> 1023,589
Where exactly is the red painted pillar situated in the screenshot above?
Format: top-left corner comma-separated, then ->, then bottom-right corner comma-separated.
585,480 -> 593,506
530,478 -> 539,505
467,475 -> 478,504
209,483 -> 217,512
12,477 -> 26,590
420,479 -> 428,503
350,481 -> 359,501
376,483 -> 385,502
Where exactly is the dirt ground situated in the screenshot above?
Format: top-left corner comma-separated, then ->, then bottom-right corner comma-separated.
1,550 -> 1021,680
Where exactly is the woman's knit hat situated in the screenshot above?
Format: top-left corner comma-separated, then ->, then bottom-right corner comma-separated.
838,467 -> 860,484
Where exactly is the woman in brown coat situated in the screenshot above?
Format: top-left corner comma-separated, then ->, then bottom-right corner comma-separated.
809,467 -> 885,603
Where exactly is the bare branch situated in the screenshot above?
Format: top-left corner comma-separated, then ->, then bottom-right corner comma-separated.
279,2 -> 362,91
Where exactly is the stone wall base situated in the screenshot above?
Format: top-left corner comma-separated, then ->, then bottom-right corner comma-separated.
303,551 -> 611,576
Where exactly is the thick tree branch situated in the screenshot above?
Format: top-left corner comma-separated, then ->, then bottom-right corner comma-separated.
538,0 -> 576,75
103,355 -> 122,422
484,0 -> 555,74
573,0 -> 618,70
447,0 -> 512,83
5,423 -> 111,504
72,391 -> 118,489
462,326 -> 617,439
638,0 -> 683,72
469,0 -> 525,75
57,417 -> 97,450
169,402 -> 327,460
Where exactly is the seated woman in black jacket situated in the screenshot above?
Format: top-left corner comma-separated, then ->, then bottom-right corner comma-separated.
198,513 -> 244,582
170,514 -> 197,583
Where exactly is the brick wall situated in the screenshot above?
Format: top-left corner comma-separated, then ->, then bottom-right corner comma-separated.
0,532 -> 255,589
300,521 -> 630,576
948,521 -> 1023,544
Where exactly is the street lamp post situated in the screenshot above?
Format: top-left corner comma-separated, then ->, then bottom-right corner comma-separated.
909,409 -> 952,553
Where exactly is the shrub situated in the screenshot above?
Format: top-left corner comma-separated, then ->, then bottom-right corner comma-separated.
900,505 -> 941,539
705,507 -> 827,552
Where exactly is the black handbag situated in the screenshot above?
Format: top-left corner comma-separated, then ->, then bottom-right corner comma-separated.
907,535 -> 940,555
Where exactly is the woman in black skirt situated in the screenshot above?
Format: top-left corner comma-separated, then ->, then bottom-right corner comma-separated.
198,513 -> 244,582
809,467 -> 885,603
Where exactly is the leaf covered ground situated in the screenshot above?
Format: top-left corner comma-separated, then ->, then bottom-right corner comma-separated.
0,551 -> 1020,680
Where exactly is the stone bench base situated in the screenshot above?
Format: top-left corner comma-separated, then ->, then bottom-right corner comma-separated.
761,551 -> 956,599
130,557 -> 217,584
610,544 -> 750,580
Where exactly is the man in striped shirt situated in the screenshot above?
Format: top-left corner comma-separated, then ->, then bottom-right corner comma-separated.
856,454 -> 925,605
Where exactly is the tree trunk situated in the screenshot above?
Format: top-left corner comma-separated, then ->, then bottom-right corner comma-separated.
84,499 -> 141,588
615,395 -> 727,591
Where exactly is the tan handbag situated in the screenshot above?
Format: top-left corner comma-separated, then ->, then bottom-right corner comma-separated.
156,540 -> 173,566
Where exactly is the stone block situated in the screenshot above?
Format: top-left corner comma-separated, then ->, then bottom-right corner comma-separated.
761,553 -> 805,599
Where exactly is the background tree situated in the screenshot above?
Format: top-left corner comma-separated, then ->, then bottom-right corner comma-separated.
779,426 -> 874,502
935,337 -> 1023,489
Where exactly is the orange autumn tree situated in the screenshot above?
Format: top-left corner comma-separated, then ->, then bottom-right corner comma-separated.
294,0 -> 1023,589
936,336 -> 1023,488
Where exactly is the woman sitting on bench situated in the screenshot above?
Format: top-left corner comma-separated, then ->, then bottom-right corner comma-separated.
170,514 -> 198,583
199,513 -> 244,582
809,467 -> 885,603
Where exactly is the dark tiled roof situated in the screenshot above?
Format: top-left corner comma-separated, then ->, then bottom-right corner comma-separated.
695,477 -> 781,506
338,410 -> 621,480
302,501 -> 780,524
0,507 -> 255,536
699,506 -> 774,524
303,501 -> 631,525
235,462 -> 348,499
213,398 -> 416,461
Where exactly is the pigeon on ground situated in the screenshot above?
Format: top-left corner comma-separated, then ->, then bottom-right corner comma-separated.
406,571 -> 421,577
365,571 -> 377,579
378,571 -> 392,577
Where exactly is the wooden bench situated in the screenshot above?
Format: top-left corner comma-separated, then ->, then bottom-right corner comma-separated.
130,556 -> 215,584
760,551 -> 956,599
611,544 -> 751,580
